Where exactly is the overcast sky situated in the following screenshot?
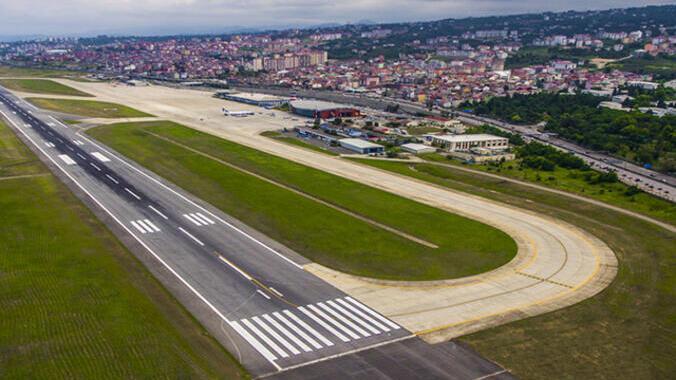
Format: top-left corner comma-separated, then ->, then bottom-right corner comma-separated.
0,0 -> 673,37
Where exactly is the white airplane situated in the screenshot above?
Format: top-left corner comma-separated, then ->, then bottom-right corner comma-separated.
222,108 -> 254,117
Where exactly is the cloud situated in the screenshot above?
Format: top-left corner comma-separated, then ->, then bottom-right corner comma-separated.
0,0 -> 670,36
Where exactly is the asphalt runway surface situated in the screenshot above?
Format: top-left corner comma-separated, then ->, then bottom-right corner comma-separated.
0,88 -> 511,379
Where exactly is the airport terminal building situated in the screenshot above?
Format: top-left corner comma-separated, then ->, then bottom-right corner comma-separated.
290,100 -> 360,119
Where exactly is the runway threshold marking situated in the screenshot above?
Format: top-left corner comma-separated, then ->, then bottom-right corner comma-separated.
232,297 -> 404,362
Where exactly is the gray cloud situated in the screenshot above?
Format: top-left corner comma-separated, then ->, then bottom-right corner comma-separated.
0,0 -> 672,37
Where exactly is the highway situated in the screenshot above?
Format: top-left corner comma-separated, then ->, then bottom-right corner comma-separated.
0,88 -> 512,379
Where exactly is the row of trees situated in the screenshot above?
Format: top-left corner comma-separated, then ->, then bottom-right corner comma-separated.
465,92 -> 676,173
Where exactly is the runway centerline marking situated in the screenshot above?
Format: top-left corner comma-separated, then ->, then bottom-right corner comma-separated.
178,227 -> 205,246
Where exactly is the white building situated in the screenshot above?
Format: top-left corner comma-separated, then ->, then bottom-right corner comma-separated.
627,81 -> 659,91
424,134 -> 509,152
401,143 -> 436,154
338,138 -> 384,154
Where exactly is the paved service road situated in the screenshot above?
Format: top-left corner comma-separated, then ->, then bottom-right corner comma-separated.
0,88 -> 511,379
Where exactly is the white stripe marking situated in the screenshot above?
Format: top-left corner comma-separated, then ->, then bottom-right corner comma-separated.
242,319 -> 289,358
130,221 -> 147,234
195,212 -> 215,224
282,310 -> 333,347
125,187 -> 141,200
57,154 -> 76,165
184,213 -> 203,226
76,153 -> 86,160
148,205 -> 168,220
345,297 -> 400,330
136,219 -> 155,233
91,152 -> 110,162
190,213 -> 211,225
106,174 -> 119,184
274,312 -> 323,349
335,298 -> 390,332
257,289 -> 271,300
253,316 -> 300,355
317,302 -> 367,338
263,314 -> 312,353
327,300 -> 380,335
299,306 -> 350,342
178,227 -> 204,246
230,321 -> 278,362
144,219 -> 161,232
90,162 -> 101,171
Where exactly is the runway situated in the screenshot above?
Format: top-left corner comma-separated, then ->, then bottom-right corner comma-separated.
46,80 -> 618,343
0,88 -> 511,378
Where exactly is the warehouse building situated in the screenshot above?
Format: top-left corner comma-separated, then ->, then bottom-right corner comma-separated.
424,134 -> 509,152
339,138 -> 384,154
215,91 -> 291,108
401,143 -> 436,154
290,100 -> 360,119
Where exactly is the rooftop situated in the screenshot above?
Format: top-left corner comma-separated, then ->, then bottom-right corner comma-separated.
217,91 -> 290,102
291,100 -> 355,111
430,134 -> 508,142
339,138 -> 383,148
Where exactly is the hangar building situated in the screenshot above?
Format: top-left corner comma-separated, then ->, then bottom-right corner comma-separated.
290,100 -> 360,119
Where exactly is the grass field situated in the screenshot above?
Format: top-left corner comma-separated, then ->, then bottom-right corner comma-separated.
351,158 -> 675,379
419,154 -> 676,225
87,121 -> 517,281
0,119 -> 246,378
0,79 -> 92,97
26,98 -> 153,118
260,130 -> 339,156
0,65 -> 82,78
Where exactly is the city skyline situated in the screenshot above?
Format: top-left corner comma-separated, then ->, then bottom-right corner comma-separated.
1,0 -> 673,39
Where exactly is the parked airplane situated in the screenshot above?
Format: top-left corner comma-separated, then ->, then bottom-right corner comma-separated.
222,108 -> 254,117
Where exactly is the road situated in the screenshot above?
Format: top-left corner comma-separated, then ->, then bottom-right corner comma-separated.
0,88 -> 513,379
231,85 -> 675,202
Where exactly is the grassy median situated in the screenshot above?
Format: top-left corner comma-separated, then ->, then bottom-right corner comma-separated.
26,97 -> 153,118
0,78 -> 92,97
87,121 -> 517,281
352,158 -> 675,379
0,119 -> 246,378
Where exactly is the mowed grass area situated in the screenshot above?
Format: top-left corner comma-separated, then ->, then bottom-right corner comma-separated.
87,121 -> 516,281
0,119 -> 246,378
260,130 -> 339,156
352,158 -> 676,379
0,78 -> 92,97
420,154 -> 676,225
0,65 -> 82,78
26,97 -> 153,118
